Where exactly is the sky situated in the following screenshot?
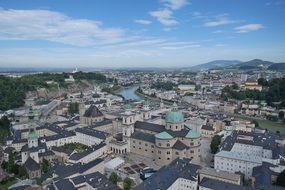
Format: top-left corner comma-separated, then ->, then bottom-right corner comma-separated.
0,0 -> 285,68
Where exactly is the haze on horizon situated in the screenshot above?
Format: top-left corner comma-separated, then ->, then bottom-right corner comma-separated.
0,0 -> 285,68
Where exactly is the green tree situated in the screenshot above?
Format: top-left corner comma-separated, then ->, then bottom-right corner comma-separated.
276,170 -> 285,187
123,177 -> 132,190
232,82 -> 239,90
258,78 -> 268,86
279,111 -> 284,120
68,102 -> 79,114
42,159 -> 50,173
109,172 -> 118,184
1,161 -> 8,170
18,165 -> 28,178
210,135 -> 221,154
0,116 -> 11,144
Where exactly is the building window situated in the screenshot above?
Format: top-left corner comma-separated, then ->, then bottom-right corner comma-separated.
167,151 -> 170,155
167,143 -> 170,147
158,143 -> 161,146
145,143 -> 148,146
167,158 -> 170,160
176,152 -> 179,155
145,149 -> 147,152
133,146 -> 135,148
133,140 -> 136,143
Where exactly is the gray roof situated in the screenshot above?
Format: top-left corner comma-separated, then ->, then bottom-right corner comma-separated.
24,157 -> 40,171
220,131 -> 278,152
69,143 -> 106,161
53,158 -> 104,178
54,179 -> 76,190
135,158 -> 200,190
131,131 -> 155,143
200,177 -> 252,190
83,105 -> 103,117
201,124 -> 215,131
71,172 -> 120,190
134,121 -> 165,133
75,127 -> 110,139
173,140 -> 188,150
89,119 -> 113,128
252,163 -> 285,190
51,146 -> 74,155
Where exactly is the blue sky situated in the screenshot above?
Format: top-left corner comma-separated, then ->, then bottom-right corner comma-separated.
0,0 -> 285,68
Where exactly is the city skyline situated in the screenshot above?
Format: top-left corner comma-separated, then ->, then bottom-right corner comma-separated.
0,0 -> 285,67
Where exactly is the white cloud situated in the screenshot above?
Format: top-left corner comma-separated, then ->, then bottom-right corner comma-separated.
162,44 -> 200,50
212,30 -> 224,33
161,0 -> 189,10
149,9 -> 178,26
163,27 -> 172,32
204,18 -> 236,27
134,19 -> 152,25
235,24 -> 264,33
0,9 -> 124,46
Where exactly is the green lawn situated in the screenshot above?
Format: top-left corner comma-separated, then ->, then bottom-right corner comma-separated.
64,143 -> 88,152
0,177 -> 17,190
231,114 -> 285,134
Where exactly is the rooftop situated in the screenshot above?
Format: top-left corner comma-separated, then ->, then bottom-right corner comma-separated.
155,131 -> 173,140
83,105 -> 103,117
200,177 -> 252,190
135,158 -> 200,190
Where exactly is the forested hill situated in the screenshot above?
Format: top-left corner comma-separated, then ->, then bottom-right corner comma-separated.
0,72 -> 106,111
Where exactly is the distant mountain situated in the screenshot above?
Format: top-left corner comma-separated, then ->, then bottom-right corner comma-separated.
268,63 -> 285,70
189,60 -> 241,71
229,59 -> 285,70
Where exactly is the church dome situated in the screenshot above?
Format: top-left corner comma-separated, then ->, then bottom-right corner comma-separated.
28,129 -> 38,140
165,103 -> 184,123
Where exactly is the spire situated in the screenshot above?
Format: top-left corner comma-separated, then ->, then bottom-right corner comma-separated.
27,105 -> 35,122
172,102 -> 178,111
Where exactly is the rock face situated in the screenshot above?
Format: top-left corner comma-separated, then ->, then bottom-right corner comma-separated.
26,80 -> 95,99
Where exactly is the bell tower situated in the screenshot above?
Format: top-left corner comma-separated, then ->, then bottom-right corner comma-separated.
142,100 -> 151,120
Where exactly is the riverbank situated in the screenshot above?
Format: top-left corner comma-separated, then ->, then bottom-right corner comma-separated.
135,89 -> 174,106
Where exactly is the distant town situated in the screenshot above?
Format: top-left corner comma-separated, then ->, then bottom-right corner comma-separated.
0,59 -> 285,190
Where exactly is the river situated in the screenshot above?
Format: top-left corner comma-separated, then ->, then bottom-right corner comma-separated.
116,86 -> 142,100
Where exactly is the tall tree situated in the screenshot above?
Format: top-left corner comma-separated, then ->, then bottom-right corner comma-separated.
109,172 -> 118,184
276,170 -> 285,187
123,177 -> 132,190
210,135 -> 221,154
279,111 -> 284,120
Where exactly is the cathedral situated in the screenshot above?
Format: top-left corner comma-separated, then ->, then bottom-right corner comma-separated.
110,102 -> 201,166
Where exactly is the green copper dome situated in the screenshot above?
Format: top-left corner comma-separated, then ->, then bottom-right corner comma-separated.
123,104 -> 133,110
185,130 -> 200,139
28,129 -> 38,140
155,131 -> 173,140
165,111 -> 184,123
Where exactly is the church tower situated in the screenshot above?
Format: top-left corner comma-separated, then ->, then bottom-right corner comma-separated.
121,104 -> 135,137
27,106 -> 38,148
79,101 -> 85,117
141,100 -> 151,120
23,106 -> 39,163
